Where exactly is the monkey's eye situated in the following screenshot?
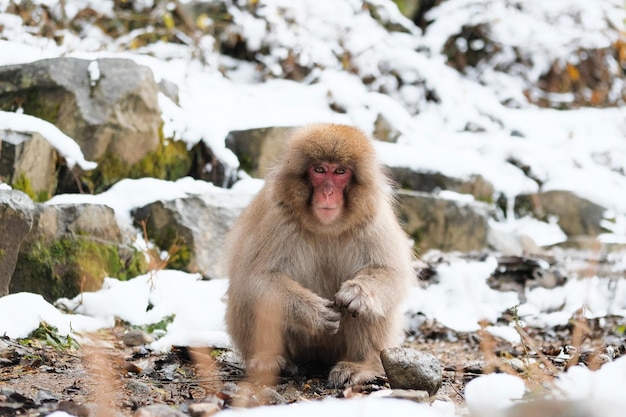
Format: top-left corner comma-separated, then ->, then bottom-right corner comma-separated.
313,165 -> 326,174
334,167 -> 347,175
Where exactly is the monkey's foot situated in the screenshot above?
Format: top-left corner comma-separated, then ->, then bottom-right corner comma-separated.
327,361 -> 381,387
248,354 -> 289,385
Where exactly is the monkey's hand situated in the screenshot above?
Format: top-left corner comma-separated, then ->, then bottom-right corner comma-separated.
335,280 -> 385,317
290,293 -> 341,335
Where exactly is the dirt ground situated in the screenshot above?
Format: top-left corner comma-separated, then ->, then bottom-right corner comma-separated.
2,250 -> 625,416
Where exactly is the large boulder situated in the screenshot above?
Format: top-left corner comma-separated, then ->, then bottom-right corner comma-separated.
226,126 -> 293,178
132,194 -> 249,279
32,204 -> 124,244
0,57 -> 160,164
0,57 -> 179,192
0,131 -> 58,201
514,190 -> 606,237
396,190 -> 491,252
389,168 -> 494,203
0,190 -> 34,296
11,203 -> 146,302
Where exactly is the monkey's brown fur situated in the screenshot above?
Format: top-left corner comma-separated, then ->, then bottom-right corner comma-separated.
225,124 -> 414,386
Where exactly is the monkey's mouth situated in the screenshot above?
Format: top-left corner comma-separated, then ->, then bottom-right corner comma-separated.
314,206 -> 341,223
315,206 -> 340,213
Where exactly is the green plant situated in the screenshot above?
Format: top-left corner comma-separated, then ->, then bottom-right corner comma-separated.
24,321 -> 80,350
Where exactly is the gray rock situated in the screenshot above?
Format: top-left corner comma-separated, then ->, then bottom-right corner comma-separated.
11,202 -> 144,301
514,190 -> 606,237
123,329 -> 154,347
158,79 -> 180,105
36,389 -> 59,402
380,347 -> 443,396
0,131 -> 57,200
389,168 -> 494,203
126,380 -> 152,396
226,126 -> 292,178
0,190 -> 34,296
0,57 -> 160,164
33,204 -> 123,244
0,57 -> 163,192
396,190 -> 492,252
133,194 -> 248,279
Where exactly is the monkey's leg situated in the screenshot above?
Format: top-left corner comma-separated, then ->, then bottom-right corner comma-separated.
328,361 -> 383,387
327,315 -> 389,387
246,295 -> 288,385
330,267 -> 405,387
243,274 -> 340,384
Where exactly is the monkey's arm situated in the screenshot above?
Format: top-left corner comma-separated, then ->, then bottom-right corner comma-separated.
226,270 -> 340,378
264,273 -> 341,335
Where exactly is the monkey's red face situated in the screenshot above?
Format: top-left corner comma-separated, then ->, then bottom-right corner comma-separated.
307,163 -> 353,224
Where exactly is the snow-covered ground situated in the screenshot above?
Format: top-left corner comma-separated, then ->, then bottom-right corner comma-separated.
2,255 -> 626,417
2,0 -> 626,416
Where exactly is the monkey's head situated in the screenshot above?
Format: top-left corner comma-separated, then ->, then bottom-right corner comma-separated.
271,124 -> 386,236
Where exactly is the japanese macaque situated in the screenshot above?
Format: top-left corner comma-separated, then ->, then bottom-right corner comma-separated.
225,124 -> 414,387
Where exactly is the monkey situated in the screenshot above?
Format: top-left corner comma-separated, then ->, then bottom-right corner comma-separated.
224,123 -> 415,387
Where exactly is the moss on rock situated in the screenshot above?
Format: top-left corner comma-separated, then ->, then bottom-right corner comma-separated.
11,236 -> 148,302
129,136 -> 191,181
0,89 -> 63,123
12,173 -> 50,203
143,221 -> 192,271
85,129 -> 191,193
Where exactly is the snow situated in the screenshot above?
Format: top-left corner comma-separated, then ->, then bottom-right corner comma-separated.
554,356 -> 626,405
1,0 -> 626,416
464,373 -> 526,417
87,60 -> 100,87
421,0 -> 626,101
485,325 -> 521,344
46,176 -> 251,228
214,397 -> 457,417
3,250 -> 626,415
0,111 -> 97,170
404,256 -> 519,333
489,216 -> 568,247
0,293 -> 86,339
56,270 -> 232,350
